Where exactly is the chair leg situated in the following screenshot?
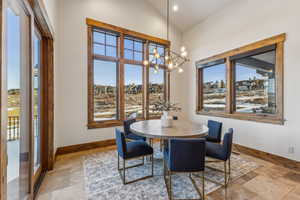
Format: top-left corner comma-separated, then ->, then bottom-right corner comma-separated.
148,139 -> 153,161
117,154 -> 120,170
160,139 -> 163,152
151,154 -> 154,176
169,171 -> 172,200
123,158 -> 126,184
163,162 -> 173,200
118,154 -> 153,185
190,172 -> 205,200
224,161 -> 227,187
229,159 -> 231,176
202,171 -> 205,200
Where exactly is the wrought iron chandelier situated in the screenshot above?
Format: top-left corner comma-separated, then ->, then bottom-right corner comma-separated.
143,0 -> 189,73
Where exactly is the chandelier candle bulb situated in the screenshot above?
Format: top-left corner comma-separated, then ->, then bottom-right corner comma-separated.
172,4 -> 178,12
180,46 -> 186,52
143,60 -> 149,66
181,51 -> 187,57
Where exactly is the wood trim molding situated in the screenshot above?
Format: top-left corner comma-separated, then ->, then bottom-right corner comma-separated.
87,121 -> 122,129
86,18 -> 170,46
55,139 -> 116,156
196,111 -> 283,125
196,33 -> 286,66
234,144 -> 300,172
32,0 -> 55,39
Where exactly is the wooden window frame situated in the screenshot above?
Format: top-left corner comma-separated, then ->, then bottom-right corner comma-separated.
87,18 -> 170,129
196,34 -> 286,125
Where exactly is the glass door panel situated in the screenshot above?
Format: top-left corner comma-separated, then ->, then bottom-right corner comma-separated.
6,0 -> 32,199
33,29 -> 42,175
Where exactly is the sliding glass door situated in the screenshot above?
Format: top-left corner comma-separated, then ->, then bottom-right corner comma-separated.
6,0 -> 32,199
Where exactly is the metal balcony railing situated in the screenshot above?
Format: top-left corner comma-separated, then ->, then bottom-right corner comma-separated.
7,115 -> 38,141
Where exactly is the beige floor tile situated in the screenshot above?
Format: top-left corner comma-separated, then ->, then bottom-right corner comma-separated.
243,175 -> 295,200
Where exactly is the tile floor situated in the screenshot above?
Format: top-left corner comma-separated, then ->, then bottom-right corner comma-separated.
37,146 -> 300,200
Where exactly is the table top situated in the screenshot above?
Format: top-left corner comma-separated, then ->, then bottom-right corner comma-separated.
130,120 -> 208,139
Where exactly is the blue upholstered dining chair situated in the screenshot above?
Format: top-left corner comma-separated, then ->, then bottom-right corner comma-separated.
205,120 -> 223,143
123,117 -> 146,141
205,128 -> 233,187
115,129 -> 153,184
164,138 -> 206,200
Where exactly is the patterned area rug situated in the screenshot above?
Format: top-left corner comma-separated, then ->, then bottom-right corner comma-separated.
84,145 -> 259,200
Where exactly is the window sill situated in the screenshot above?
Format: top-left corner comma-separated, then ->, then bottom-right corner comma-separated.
87,120 -> 122,129
87,118 -> 147,129
196,111 -> 284,125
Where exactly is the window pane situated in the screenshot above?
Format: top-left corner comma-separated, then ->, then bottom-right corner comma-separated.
106,34 -> 117,46
234,50 -> 276,114
93,60 -> 117,121
203,64 -> 226,112
157,46 -> 164,55
134,41 -> 143,51
134,51 -> 143,61
94,44 -> 105,55
33,31 -> 41,173
149,67 -> 165,117
124,64 -> 143,118
124,39 -> 133,50
149,54 -> 156,64
157,57 -> 165,65
106,46 -> 116,57
149,44 -> 155,54
124,49 -> 133,60
93,31 -> 105,44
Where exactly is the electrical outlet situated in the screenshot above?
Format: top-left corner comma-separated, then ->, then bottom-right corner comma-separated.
288,147 -> 295,154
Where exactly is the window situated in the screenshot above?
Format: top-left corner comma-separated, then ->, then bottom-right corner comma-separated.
202,63 -> 226,112
87,18 -> 170,128
196,34 -> 285,124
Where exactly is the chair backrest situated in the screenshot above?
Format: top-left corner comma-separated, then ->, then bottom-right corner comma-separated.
222,128 -> 233,161
208,120 -> 223,142
115,129 -> 127,158
123,118 -> 136,135
168,138 -> 206,172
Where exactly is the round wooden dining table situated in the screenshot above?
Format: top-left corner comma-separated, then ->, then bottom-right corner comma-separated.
130,119 -> 209,140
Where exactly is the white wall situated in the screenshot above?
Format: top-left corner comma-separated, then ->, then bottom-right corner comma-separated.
182,0 -> 300,161
55,0 -> 183,148
43,0 -> 57,32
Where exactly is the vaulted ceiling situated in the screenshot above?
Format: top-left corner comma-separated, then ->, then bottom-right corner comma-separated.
146,0 -> 236,32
